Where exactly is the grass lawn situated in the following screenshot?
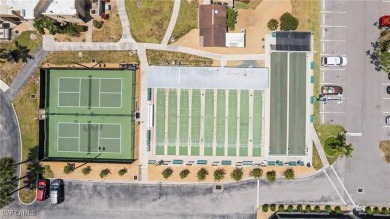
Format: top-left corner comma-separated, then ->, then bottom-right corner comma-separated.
13,70 -> 40,203
126,0 -> 174,43
379,141 -> 390,162
323,136 -> 336,157
316,125 -> 344,165
170,0 -> 198,43
44,51 -> 139,65
0,31 -> 42,84
92,4 -> 122,42
312,143 -> 323,170
235,0 -> 263,9
147,50 -> 213,66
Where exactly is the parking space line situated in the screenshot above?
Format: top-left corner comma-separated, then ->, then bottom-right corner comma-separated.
321,114 -> 325,123
320,39 -> 346,42
382,83 -> 390,85
320,112 -> 345,114
382,98 -> 390,100
322,29 -> 325,38
321,25 -> 347,28
322,14 -> 325,24
322,43 -> 325,51
383,0 -> 390,2
320,82 -> 346,85
382,112 -> 390,113
383,126 -> 390,128
322,72 -> 325,81
320,11 -> 347,13
323,170 -> 347,205
322,0 -> 325,10
320,68 -> 346,71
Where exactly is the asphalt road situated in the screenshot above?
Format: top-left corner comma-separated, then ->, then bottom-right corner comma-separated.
320,0 -> 390,206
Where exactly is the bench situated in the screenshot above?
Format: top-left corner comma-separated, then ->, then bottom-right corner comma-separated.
310,115 -> 315,123
289,161 -> 297,166
146,130 -> 151,151
221,160 -> 232,165
148,160 -> 156,164
235,162 -> 243,166
243,161 -> 253,166
147,88 -> 152,101
297,161 -> 305,166
276,161 -> 284,166
267,161 -> 276,166
310,96 -> 315,104
197,160 -> 207,165
173,160 -> 183,164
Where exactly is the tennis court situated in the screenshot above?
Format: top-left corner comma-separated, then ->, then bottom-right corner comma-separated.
41,69 -> 136,161
154,88 -> 264,157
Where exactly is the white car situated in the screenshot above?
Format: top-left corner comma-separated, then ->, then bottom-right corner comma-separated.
321,56 -> 347,67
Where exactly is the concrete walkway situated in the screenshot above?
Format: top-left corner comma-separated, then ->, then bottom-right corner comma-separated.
117,0 -> 136,43
6,44 -> 48,101
0,79 -> 9,92
310,124 -> 330,167
161,0 -> 181,45
86,20 -> 93,42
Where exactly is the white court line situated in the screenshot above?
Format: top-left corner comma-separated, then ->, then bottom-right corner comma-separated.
320,39 -> 346,42
78,78 -> 81,107
58,91 -> 81,94
99,137 -> 121,140
321,25 -> 347,28
330,166 -> 356,206
78,123 -> 80,152
58,136 -> 79,139
320,112 -> 345,114
324,169 -> 347,205
97,124 -> 101,153
320,68 -> 346,71
99,79 -> 101,108
320,11 -> 346,13
286,53 -> 290,156
99,92 -> 122,94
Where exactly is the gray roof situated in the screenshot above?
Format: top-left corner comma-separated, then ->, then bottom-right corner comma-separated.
147,66 -> 269,90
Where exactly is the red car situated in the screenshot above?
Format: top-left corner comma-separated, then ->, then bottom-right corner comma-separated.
380,15 -> 390,27
37,179 -> 50,201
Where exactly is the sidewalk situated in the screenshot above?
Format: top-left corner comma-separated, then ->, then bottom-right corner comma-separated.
310,124 -> 330,167
161,0 -> 181,45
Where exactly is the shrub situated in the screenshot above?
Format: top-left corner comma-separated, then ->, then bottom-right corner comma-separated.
63,25 -> 79,37
118,168 -> 128,176
266,170 -> 276,183
162,167 -> 173,179
213,168 -> 226,181
373,207 -> 380,214
250,168 -> 263,179
93,20 -> 103,29
381,207 -> 389,215
325,205 -> 332,213
230,168 -> 244,181
365,206 -> 372,215
334,206 -> 341,214
240,0 -> 250,3
287,205 -> 293,213
279,12 -> 299,31
197,168 -> 209,181
305,205 -> 311,213
314,205 -> 321,213
43,165 -> 54,178
227,8 -> 238,31
74,24 -> 87,32
81,166 -> 92,175
267,19 -> 279,31
262,204 -> 269,212
270,204 -> 276,211
278,205 -> 284,212
297,204 -> 303,212
99,168 -> 111,178
63,165 -> 74,174
179,169 -> 190,179
284,168 -> 295,180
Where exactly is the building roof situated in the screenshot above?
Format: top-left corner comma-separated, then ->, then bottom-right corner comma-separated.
199,4 -> 227,47
42,0 -> 76,15
275,31 -> 312,51
147,66 -> 269,90
0,0 -> 40,19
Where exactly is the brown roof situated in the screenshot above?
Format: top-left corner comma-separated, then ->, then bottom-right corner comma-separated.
199,4 -> 227,47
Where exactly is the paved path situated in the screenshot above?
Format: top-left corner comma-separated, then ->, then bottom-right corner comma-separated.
310,124 -> 330,167
6,44 -> 48,101
161,0 -> 181,45
86,20 -> 93,42
117,0 -> 136,43
0,91 -> 20,161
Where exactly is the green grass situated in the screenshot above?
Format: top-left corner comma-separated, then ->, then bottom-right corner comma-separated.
316,125 -> 344,164
170,0 -> 198,42
312,143 -> 323,170
44,51 -> 139,65
323,136 -> 336,156
126,0 -> 174,43
146,50 -> 213,66
13,70 -> 40,203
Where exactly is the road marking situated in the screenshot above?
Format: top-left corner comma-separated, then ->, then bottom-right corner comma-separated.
382,112 -> 390,113
321,25 -> 347,28
383,0 -> 390,2
322,71 -> 325,81
320,11 -> 347,13
345,133 -> 362,136
256,179 -> 259,208
321,114 -> 325,123
382,97 -> 390,100
330,166 -> 356,206
322,42 -> 325,51
320,112 -> 346,114
320,82 -> 346,85
324,169 -> 347,205
320,68 -> 346,71
322,102 -> 325,110
382,83 -> 390,85
382,125 -> 390,128
322,0 -> 325,10
320,39 -> 346,42
322,29 -> 325,38
322,14 -> 325,24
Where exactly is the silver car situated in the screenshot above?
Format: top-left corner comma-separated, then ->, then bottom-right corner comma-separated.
50,179 -> 64,205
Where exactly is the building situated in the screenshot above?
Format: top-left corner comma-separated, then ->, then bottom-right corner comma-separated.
42,0 -> 86,23
0,0 -> 48,24
199,4 -> 227,47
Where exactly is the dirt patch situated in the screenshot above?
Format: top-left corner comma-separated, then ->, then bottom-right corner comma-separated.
379,141 -> 390,162
147,50 -> 213,66
53,32 -> 87,42
92,0 -> 122,42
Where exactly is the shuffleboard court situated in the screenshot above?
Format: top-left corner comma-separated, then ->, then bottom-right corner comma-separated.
288,53 -> 306,155
204,89 -> 214,156
179,89 -> 189,156
191,89 -> 201,156
228,90 -> 237,156
239,90 -> 249,156
216,90 -> 226,156
270,52 -> 288,155
167,89 -> 177,155
155,89 -> 166,155
252,90 -> 263,157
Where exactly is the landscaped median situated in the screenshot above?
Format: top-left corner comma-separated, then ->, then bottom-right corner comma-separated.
257,204 -> 350,219
316,125 -> 345,164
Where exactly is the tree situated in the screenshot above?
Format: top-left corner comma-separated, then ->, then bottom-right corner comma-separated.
179,169 -> 190,179
334,206 -> 341,214
213,168 -> 226,181
279,12 -> 299,31
230,168 -> 243,181
33,17 -> 45,34
287,205 -> 293,213
365,206 -> 372,214
329,133 -> 353,158
297,204 -> 303,212
44,17 -> 59,35
197,168 -> 209,181
227,8 -> 238,31
305,205 -> 311,213
0,157 -> 17,208
278,205 -> 284,212
284,168 -> 295,180
250,168 -> 263,179
325,205 -> 332,213
266,170 -> 276,183
381,207 -> 389,215
314,205 -> 321,213
118,168 -> 128,176
82,166 -> 92,175
262,204 -> 269,212
161,167 -> 173,179
99,168 -> 111,178
378,49 -> 390,72
270,204 -> 276,211
267,19 -> 279,31
373,207 -> 380,214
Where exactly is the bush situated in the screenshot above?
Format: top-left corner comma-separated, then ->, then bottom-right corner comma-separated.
74,24 -> 87,32
266,170 -> 276,183
179,169 -> 190,179
82,166 -> 92,175
93,20 -> 103,29
279,12 -> 299,31
381,207 -> 389,215
213,168 -> 226,181
240,0 -> 250,3
297,204 -> 303,212
262,204 -> 269,212
278,205 -> 284,212
284,168 -> 295,180
230,168 -> 244,181
197,168 -> 209,181
267,19 -> 279,31
365,206 -> 372,215
63,165 -> 74,174
227,8 -> 238,31
270,204 -> 276,211
43,165 -> 54,178
287,205 -> 293,213
63,25 -> 79,37
162,167 -> 173,179
325,205 -> 332,213
334,206 -> 341,214
250,168 -> 263,179
314,205 -> 321,213
373,207 -> 380,214
118,168 -> 128,176
305,205 -> 311,213
99,168 -> 111,178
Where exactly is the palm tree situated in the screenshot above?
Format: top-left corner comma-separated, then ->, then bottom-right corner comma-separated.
0,189 -> 14,208
9,41 -> 32,63
33,17 -> 45,34
0,157 -> 17,208
330,133 -> 354,158
44,18 -> 59,35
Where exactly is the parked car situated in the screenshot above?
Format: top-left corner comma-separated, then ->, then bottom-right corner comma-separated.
387,86 -> 390,94
37,179 -> 50,201
380,15 -> 390,27
321,56 -> 347,67
50,179 -> 64,205
321,85 -> 343,95
386,116 -> 390,124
